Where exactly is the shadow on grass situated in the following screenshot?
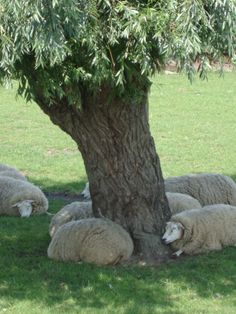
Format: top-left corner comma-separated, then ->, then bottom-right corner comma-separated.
31,178 -> 88,196
0,220 -> 178,313
1,212 -> 236,313
31,173 -> 236,201
2,175 -> 236,313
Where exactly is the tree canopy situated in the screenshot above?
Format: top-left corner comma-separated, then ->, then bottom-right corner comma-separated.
0,0 -> 235,106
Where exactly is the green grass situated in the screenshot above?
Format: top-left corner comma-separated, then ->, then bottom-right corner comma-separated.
149,72 -> 236,180
0,86 -> 86,193
1,72 -> 236,313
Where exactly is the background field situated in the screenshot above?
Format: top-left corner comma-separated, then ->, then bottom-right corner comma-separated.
0,72 -> 236,313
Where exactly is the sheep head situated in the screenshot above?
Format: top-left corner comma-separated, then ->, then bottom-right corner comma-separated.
12,200 -> 34,217
162,221 -> 184,245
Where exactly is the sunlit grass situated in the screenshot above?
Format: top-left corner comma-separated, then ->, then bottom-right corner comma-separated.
150,72 -> 236,180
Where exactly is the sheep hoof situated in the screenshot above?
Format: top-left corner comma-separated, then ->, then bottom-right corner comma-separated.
171,249 -> 183,259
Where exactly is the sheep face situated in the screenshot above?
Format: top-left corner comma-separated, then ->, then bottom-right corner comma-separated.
12,200 -> 34,217
162,222 -> 184,244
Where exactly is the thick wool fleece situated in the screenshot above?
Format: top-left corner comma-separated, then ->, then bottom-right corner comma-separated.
170,204 -> 236,255
49,201 -> 93,237
0,163 -> 27,181
0,169 -> 27,181
165,173 -> 236,206
166,192 -> 201,214
0,176 -> 48,216
48,218 -> 134,265
0,163 -> 15,171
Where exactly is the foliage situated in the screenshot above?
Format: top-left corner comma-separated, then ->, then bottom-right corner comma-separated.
0,0 -> 235,105
168,0 -> 236,80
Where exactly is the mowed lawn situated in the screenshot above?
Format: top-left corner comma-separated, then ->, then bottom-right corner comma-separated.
0,72 -> 236,314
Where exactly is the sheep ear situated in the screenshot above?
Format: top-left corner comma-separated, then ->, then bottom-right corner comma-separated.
177,222 -> 184,230
12,202 -> 20,208
12,200 -> 34,208
26,200 -> 34,204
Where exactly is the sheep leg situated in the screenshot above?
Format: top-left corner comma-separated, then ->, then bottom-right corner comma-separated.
172,249 -> 183,257
179,240 -> 202,255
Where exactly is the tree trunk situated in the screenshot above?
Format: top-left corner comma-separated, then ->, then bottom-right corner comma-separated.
34,88 -> 171,260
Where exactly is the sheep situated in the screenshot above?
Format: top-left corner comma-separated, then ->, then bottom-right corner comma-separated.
0,163 -> 27,181
0,163 -> 15,172
162,204 -> 236,256
48,191 -> 199,238
49,201 -> 93,237
0,169 -> 27,181
81,182 -> 202,214
166,192 -> 201,214
81,182 -> 91,199
0,176 -> 48,217
165,173 -> 236,206
47,218 -> 134,265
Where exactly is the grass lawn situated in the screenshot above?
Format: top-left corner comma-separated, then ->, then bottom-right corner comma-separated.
0,72 -> 236,313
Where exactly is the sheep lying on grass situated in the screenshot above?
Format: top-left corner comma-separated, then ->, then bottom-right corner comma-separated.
50,192 -> 199,238
0,163 -> 27,181
165,173 -> 236,206
48,218 -> 134,265
167,192 -> 201,214
81,182 -> 202,215
0,163 -> 15,171
0,176 -> 48,217
49,201 -> 93,237
49,193 -> 200,238
0,169 -> 27,181
162,204 -> 236,256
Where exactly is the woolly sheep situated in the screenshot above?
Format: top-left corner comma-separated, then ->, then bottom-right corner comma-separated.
166,192 -> 201,214
165,173 -> 236,206
162,204 -> 236,256
0,169 -> 27,181
0,163 -> 27,181
81,183 -> 202,214
49,201 -> 93,237
0,163 -> 15,171
0,176 -> 48,217
47,218 -> 134,265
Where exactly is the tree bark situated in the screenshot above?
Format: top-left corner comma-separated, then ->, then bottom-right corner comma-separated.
34,87 -> 171,260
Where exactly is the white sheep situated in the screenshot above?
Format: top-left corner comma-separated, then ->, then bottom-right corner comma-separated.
166,192 -> 201,214
0,176 -> 48,217
47,218 -> 134,265
0,163 -> 27,181
162,204 -> 236,256
81,183 -> 202,215
49,201 -> 93,237
49,193 -> 199,238
0,163 -> 15,171
165,173 -> 236,206
0,169 -> 27,181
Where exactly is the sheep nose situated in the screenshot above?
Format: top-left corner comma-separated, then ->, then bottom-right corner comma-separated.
161,237 -> 167,244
